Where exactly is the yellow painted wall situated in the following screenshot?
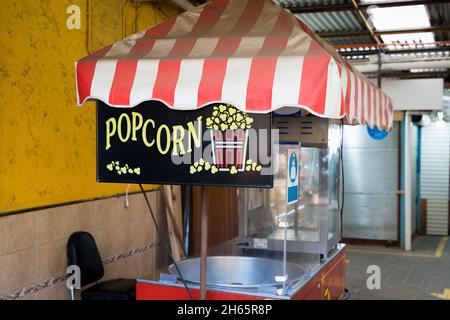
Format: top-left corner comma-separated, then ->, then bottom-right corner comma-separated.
0,0 -> 180,213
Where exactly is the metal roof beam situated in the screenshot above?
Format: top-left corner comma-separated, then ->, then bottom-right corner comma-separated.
318,25 -> 450,38
351,0 -> 382,45
339,46 -> 450,56
364,71 -> 449,79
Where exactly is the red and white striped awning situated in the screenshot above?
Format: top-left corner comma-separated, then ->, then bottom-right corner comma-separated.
76,0 -> 394,130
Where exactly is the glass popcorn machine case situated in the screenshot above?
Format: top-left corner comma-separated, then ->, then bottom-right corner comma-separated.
238,116 -> 343,259
164,115 -> 344,298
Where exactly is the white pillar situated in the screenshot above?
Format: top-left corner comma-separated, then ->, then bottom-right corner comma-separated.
404,112 -> 412,251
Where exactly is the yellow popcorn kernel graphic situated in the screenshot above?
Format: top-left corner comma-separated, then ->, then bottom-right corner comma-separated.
107,161 -> 141,176
205,104 -> 254,132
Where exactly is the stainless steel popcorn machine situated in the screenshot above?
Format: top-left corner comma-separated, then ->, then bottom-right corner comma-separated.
239,117 -> 343,259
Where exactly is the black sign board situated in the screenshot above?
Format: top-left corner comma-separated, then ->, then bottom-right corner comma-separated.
96,101 -> 273,188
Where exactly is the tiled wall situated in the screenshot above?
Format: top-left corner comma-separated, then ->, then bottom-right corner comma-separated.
0,190 -> 167,300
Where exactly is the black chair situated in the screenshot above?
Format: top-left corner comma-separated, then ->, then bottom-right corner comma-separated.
67,231 -> 136,300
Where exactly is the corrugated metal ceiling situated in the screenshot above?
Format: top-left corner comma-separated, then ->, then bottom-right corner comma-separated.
296,10 -> 362,32
295,10 -> 370,45
276,0 -> 372,45
276,0 -> 450,46
327,35 -> 374,46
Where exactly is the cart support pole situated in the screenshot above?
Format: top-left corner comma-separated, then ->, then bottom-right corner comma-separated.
200,186 -> 208,300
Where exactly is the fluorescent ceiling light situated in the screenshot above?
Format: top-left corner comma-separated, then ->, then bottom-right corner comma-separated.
362,2 -> 435,47
410,68 -> 447,73
381,32 -> 435,49
364,4 -> 431,30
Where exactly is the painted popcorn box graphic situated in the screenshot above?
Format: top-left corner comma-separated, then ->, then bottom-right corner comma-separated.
206,105 -> 261,174
212,129 -> 247,170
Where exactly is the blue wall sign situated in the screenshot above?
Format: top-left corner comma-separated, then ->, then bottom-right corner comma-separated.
367,125 -> 389,140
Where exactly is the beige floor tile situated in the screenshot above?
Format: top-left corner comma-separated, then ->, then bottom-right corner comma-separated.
37,205 -> 72,245
0,212 -> 36,256
90,228 -> 112,259
92,224 -> 132,260
126,219 -> 154,250
17,292 -> 37,300
94,195 -> 133,229
103,259 -> 126,281
37,202 -> 98,245
0,248 -> 36,294
133,250 -> 154,278
36,238 -> 67,281
102,249 -> 154,281
36,281 -> 70,300
93,191 -> 160,230
72,201 -> 96,232
127,191 -> 160,221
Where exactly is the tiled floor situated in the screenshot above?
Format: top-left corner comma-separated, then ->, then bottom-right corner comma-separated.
345,236 -> 450,300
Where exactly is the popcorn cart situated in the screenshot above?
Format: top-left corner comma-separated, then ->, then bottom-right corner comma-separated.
75,0 -> 394,300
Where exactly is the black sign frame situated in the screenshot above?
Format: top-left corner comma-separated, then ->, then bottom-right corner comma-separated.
96,101 -> 273,188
